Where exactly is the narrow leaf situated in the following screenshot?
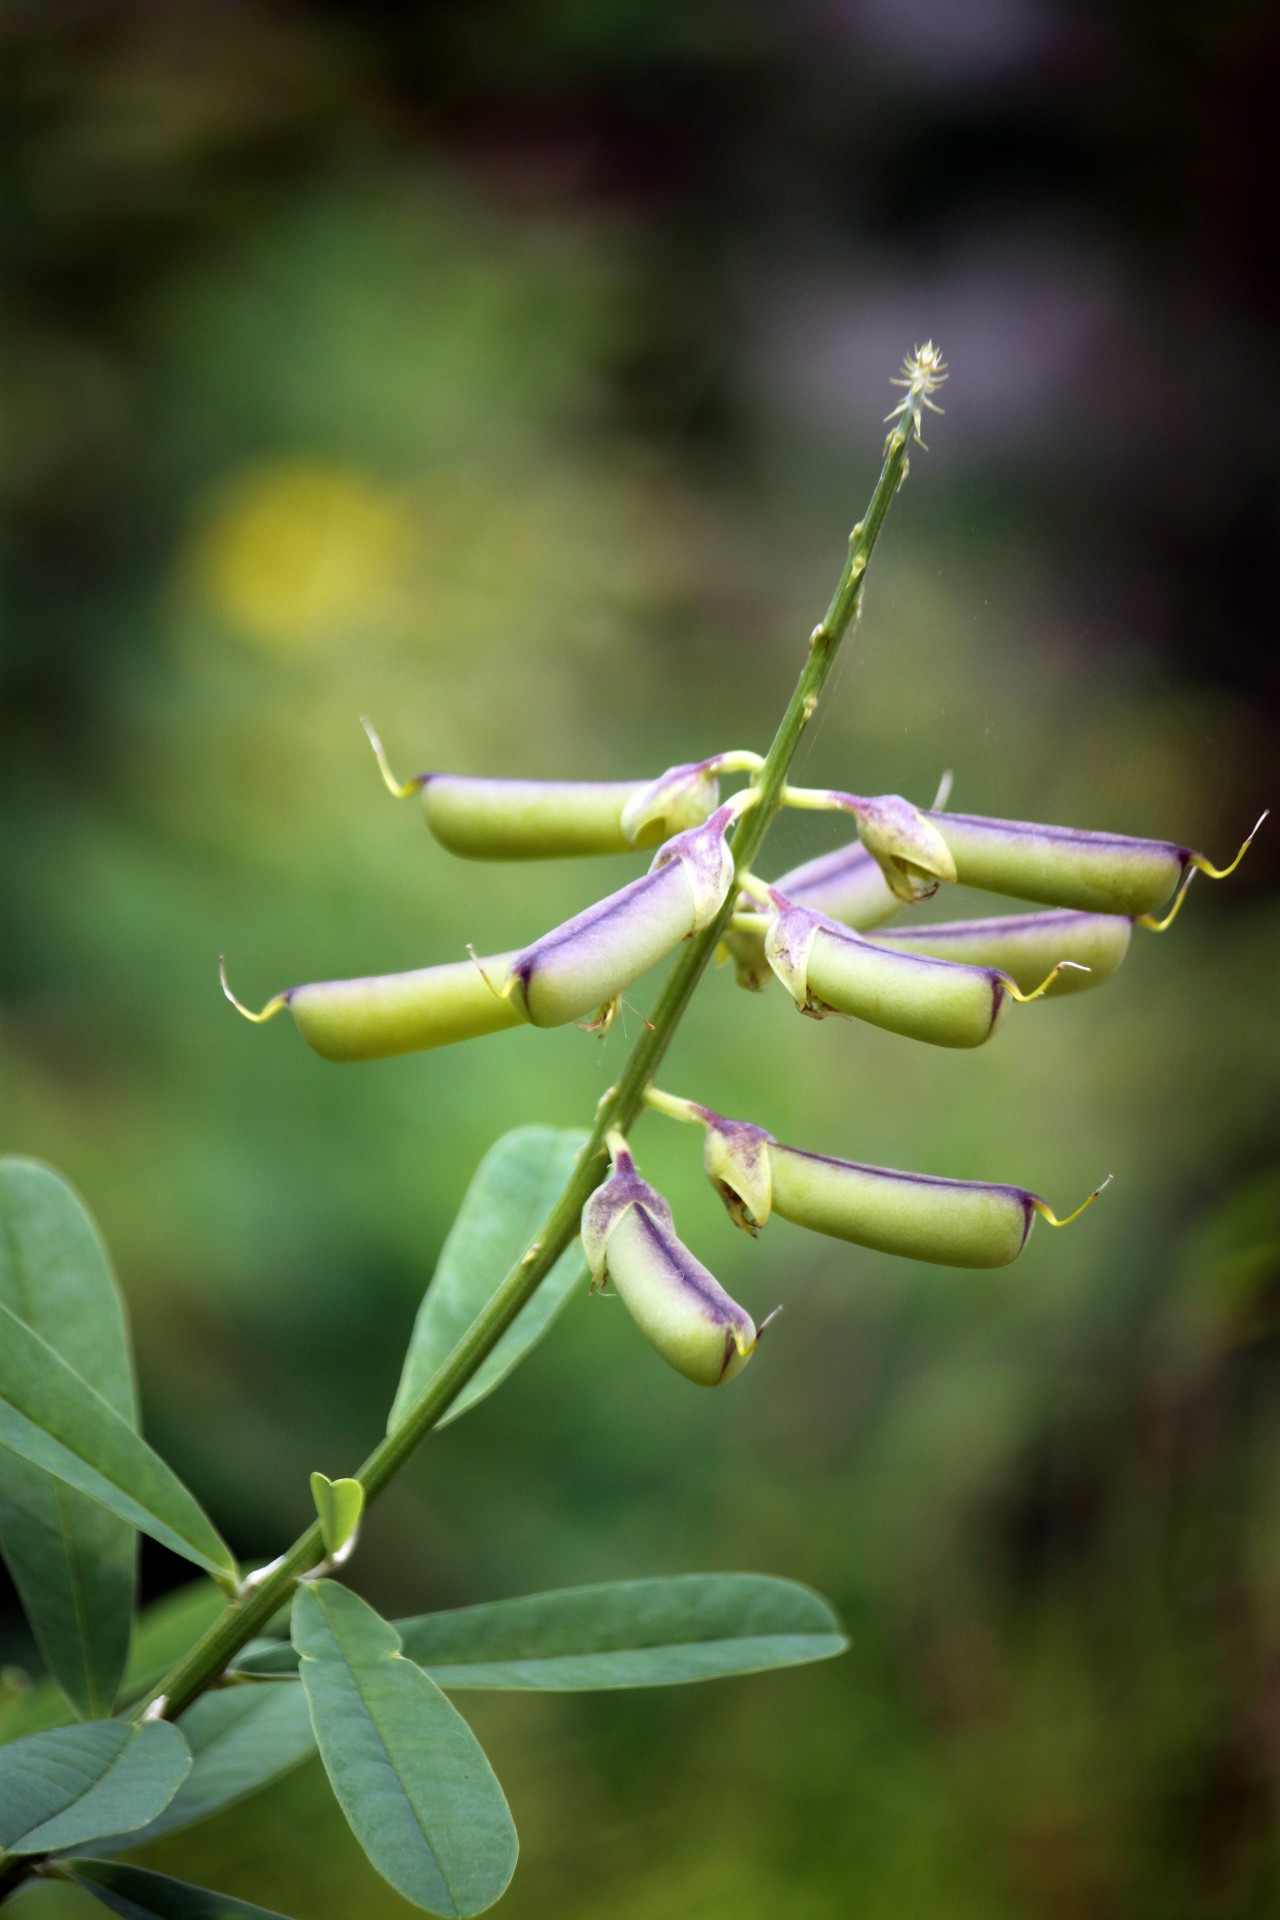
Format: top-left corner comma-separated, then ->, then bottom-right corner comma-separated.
231,1574 -> 848,1693
67,1860 -> 293,1920
395,1574 -> 848,1689
0,1299 -> 237,1585
0,1720 -> 190,1855
293,1581 -> 517,1917
0,1158 -> 138,1717
389,1127 -> 588,1431
82,1682 -> 315,1854
309,1474 -> 363,1558
0,1583 -> 226,1745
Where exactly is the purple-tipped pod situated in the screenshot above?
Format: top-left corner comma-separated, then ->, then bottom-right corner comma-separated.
220,953 -> 526,1062
364,721 -> 718,859
506,807 -> 738,1028
762,897 -> 1078,1048
871,909 -> 1132,997
921,809 -> 1265,917
645,1090 -> 1107,1267
766,1146 -> 1107,1267
581,1136 -> 757,1385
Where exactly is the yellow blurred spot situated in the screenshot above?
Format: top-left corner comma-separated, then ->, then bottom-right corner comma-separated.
197,460 -> 409,651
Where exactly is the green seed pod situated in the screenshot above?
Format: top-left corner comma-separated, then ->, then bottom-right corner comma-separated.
662,1101 -> 1109,1267
870,908 -> 1132,997
763,899 -> 1080,1048
581,1137 -> 758,1386
365,721 -> 719,858
506,807 -> 737,1028
922,810 -> 1264,917
767,1145 -> 1074,1267
221,952 -> 525,1062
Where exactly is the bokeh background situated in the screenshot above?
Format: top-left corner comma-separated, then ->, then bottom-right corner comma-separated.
3,3 -> 1279,1915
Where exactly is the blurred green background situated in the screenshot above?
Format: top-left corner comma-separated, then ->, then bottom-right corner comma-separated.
3,3 -> 1279,1915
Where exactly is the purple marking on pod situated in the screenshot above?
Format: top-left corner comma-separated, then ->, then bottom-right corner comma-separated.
508,806 -> 737,1028
925,810 -> 1191,916
581,1142 -> 756,1386
603,1204 -> 757,1386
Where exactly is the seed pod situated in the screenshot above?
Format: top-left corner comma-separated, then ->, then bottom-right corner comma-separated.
922,810 -> 1262,917
763,900 -> 1080,1048
870,909 -> 1132,997
506,807 -> 737,1028
687,1110 -> 1106,1269
221,953 -> 525,1062
767,1145 -> 1095,1267
581,1138 -> 757,1385
722,839 -> 902,990
365,721 -> 719,858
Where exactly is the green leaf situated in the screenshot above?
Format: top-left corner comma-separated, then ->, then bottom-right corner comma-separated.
309,1474 -> 363,1558
389,1127 -> 588,1431
0,1158 -> 138,1718
0,1720 -> 190,1855
0,1583 -> 226,1746
231,1575 -> 847,1693
293,1581 -> 517,1917
395,1574 -> 848,1689
0,1299 -> 237,1586
82,1683 -> 316,1854
66,1860 -> 292,1919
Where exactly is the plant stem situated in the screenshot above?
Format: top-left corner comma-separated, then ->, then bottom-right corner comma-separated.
148,391 -> 926,1726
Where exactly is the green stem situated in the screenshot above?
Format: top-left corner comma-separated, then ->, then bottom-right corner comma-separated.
148,397 -> 924,1726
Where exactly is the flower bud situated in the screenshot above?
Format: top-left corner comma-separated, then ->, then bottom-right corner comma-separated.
506,807 -> 737,1028
690,1111 -> 1106,1268
922,810 -> 1261,918
221,953 -> 526,1062
871,909 -> 1132,997
762,900 -> 1076,1048
582,1139 -> 757,1385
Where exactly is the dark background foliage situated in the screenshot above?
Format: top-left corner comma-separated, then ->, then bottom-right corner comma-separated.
3,3 -> 1278,1915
